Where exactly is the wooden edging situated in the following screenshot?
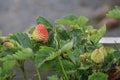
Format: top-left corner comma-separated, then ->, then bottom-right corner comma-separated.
99,37 -> 120,44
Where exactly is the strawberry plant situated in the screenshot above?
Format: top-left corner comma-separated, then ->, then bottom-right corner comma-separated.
0,6 -> 120,80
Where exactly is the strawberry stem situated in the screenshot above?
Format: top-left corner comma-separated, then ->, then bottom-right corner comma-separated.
21,67 -> 27,80
32,59 -> 42,80
58,57 -> 69,80
35,68 -> 41,80
18,61 -> 27,80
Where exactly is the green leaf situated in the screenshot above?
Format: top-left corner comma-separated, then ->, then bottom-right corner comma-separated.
48,75 -> 59,80
73,48 -> 83,62
88,72 -> 108,80
58,30 -> 69,40
53,60 -> 75,75
77,16 -> 89,27
61,60 -> 76,73
36,16 -> 53,29
35,46 -> 56,68
35,41 -> 73,68
46,30 -> 54,46
28,27 -> 35,34
2,47 -> 20,56
107,6 -> 120,19
2,60 -> 16,75
66,50 -> 75,64
98,25 -> 106,37
55,15 -> 78,25
70,29 -> 83,45
88,25 -> 106,44
114,51 -> 120,60
79,64 -> 91,70
0,68 -> 2,75
89,34 -> 100,44
10,33 -> 32,48
0,60 -> 15,79
40,60 -> 55,72
60,41 -> 73,53
1,48 -> 33,61
63,14 -> 78,21
13,48 -> 33,60
102,52 -> 114,71
55,19 -> 74,25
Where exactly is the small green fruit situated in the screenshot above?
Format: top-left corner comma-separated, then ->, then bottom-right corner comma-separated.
91,49 -> 104,64
79,54 -> 87,62
89,29 -> 97,35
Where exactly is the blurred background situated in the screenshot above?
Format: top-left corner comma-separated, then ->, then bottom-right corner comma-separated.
0,0 -> 120,36
0,0 -> 120,80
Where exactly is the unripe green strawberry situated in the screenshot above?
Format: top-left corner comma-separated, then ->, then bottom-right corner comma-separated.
3,42 -> 14,48
99,46 -> 107,57
32,24 -> 49,42
62,53 -> 68,58
91,49 -> 104,64
89,29 -> 97,35
79,53 -> 87,62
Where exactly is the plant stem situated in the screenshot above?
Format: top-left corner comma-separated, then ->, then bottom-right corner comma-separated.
35,68 -> 41,80
21,66 -> 28,80
58,58 -> 69,80
32,59 -> 42,80
17,61 -> 28,80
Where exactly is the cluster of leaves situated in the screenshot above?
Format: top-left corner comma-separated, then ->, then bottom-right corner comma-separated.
107,6 -> 120,19
106,7 -> 120,80
0,6 -> 120,80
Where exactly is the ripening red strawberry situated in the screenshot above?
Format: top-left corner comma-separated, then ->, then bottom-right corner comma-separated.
32,24 -> 49,42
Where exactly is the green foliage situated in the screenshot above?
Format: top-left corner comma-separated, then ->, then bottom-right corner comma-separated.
60,41 -> 73,53
77,16 -> 88,27
88,25 -> 106,44
1,48 -> 33,61
35,41 -> 74,68
0,60 -> 15,79
10,33 -> 32,48
56,15 -> 88,27
66,50 -> 76,64
98,25 -> 106,37
2,60 -> 15,75
53,59 -> 75,75
48,75 -> 59,80
88,72 -> 108,80
55,15 -> 78,25
0,12 -> 120,80
35,46 -> 56,68
63,14 -> 78,20
28,27 -> 35,34
107,6 -> 120,19
36,16 -> 53,29
40,60 -> 55,72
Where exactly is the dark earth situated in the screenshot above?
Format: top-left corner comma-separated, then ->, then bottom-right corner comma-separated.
0,0 -> 120,80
